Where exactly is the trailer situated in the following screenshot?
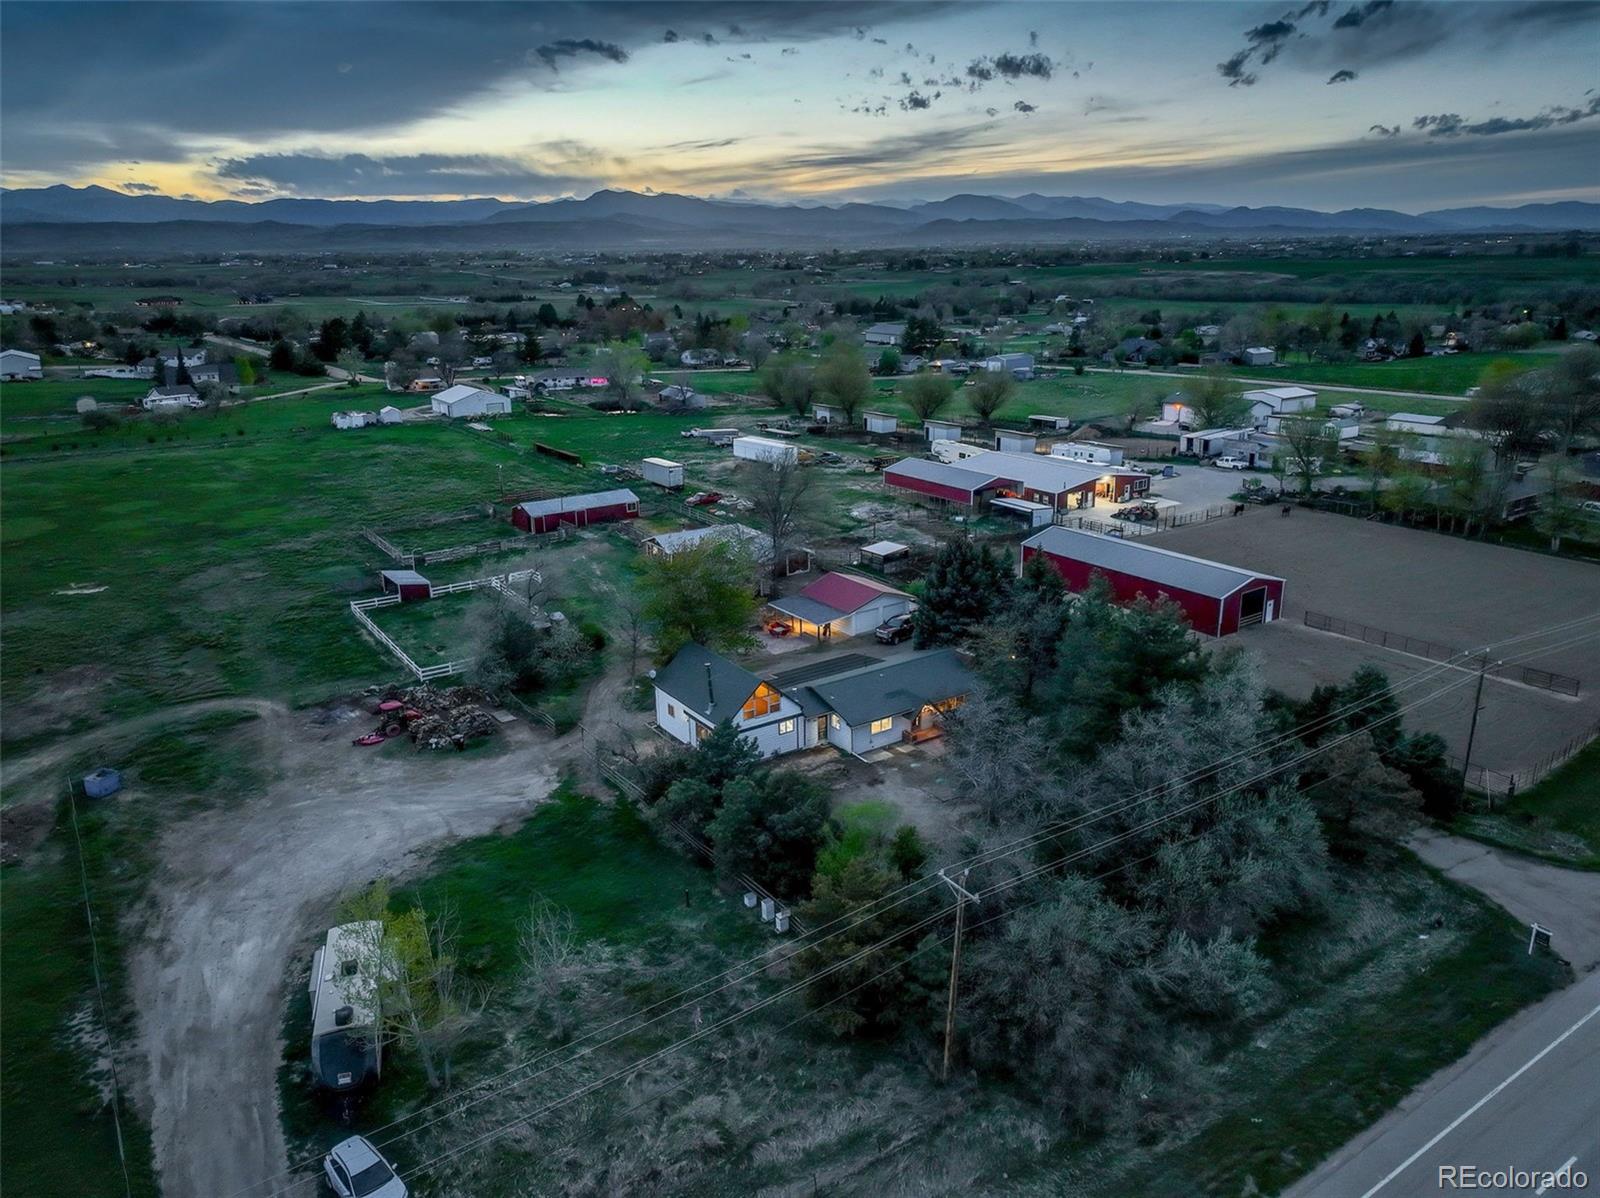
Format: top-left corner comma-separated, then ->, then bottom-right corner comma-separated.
680,427 -> 739,446
309,921 -> 383,1092
641,457 -> 684,489
732,436 -> 800,466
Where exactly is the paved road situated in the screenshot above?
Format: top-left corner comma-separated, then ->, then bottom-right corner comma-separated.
1289,970 -> 1600,1197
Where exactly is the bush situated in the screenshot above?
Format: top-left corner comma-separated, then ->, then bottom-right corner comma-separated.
707,771 -> 834,901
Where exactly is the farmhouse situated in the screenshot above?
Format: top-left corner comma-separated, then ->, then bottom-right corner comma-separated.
511,488 -> 640,534
1021,526 -> 1285,637
379,569 -> 432,602
863,322 -> 907,347
767,571 -> 914,639
652,643 -> 973,758
0,348 -> 44,380
431,384 -> 512,419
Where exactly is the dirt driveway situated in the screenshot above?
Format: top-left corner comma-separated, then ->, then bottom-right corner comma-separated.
123,701 -> 569,1198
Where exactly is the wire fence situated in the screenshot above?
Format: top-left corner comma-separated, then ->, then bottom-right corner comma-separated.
349,569 -> 542,682
1453,721 -> 1599,806
1302,610 -> 1582,696
1055,502 -> 1240,538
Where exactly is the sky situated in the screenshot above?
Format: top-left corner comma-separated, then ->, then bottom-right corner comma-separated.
2,0 -> 1598,212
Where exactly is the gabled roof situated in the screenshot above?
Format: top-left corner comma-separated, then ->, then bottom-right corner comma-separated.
962,449 -> 1104,495
1241,386 -> 1316,403
794,649 -> 974,726
654,643 -> 764,721
643,523 -> 774,560
433,383 -> 501,405
1023,526 -> 1282,599
380,569 -> 430,587
798,571 -> 910,615
864,322 -> 907,336
885,456 -> 1008,495
148,385 -> 198,398
768,594 -> 849,626
515,488 -> 639,518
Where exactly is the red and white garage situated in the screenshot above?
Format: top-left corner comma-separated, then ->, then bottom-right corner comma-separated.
1021,525 -> 1285,637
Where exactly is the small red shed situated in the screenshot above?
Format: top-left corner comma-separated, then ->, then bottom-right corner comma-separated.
380,569 -> 433,602
1021,525 -> 1285,637
512,488 -> 640,534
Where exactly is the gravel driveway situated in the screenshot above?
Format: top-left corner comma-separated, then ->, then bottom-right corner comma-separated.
127,703 -> 564,1198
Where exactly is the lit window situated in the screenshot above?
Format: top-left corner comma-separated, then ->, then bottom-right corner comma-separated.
830,714 -> 842,730
870,717 -> 894,735
695,723 -> 710,741
779,719 -> 795,735
742,683 -> 781,720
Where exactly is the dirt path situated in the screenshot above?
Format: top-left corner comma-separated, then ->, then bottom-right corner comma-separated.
126,700 -> 572,1198
0,697 -> 289,808
1411,828 -> 1600,971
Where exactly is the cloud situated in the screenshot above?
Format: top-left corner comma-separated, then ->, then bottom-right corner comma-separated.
900,91 -> 933,110
1412,96 -> 1600,137
533,38 -> 628,69
1369,123 -> 1400,137
1327,69 -> 1358,84
663,29 -> 680,43
1332,1 -> 1394,30
120,181 -> 162,193
990,51 -> 1053,79
211,151 -> 593,198
1013,100 -> 1036,114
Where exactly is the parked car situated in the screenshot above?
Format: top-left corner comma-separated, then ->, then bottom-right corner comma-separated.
323,1136 -> 406,1198
685,491 -> 722,507
874,613 -> 914,644
1213,456 -> 1248,470
1581,500 -> 1600,517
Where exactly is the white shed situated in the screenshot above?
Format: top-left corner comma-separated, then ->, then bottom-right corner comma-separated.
995,430 -> 1038,454
378,406 -> 404,425
864,411 -> 898,435
642,457 -> 685,489
0,349 -> 43,380
430,384 -> 512,419
925,419 -> 963,443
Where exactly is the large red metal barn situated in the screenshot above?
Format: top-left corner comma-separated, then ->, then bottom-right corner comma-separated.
1021,525 -> 1285,637
511,488 -> 640,534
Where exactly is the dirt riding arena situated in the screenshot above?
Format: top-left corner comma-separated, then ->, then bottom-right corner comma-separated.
1148,509 -> 1600,781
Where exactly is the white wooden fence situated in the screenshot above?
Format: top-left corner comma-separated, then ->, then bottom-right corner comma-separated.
348,568 -> 542,682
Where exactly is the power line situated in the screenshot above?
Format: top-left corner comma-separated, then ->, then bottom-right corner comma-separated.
234,615 -> 1600,1196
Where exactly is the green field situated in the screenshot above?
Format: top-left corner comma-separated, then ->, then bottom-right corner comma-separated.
1455,743 -> 1600,869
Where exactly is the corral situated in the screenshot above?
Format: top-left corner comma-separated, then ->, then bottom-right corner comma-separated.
1148,510 -> 1600,783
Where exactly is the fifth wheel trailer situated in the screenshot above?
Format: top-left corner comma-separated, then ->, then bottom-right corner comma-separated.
309,921 -> 384,1091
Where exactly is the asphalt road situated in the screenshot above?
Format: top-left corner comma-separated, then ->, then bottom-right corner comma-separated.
1289,969 -> 1600,1197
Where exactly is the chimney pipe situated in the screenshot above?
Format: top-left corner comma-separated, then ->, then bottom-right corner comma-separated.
704,660 -> 715,713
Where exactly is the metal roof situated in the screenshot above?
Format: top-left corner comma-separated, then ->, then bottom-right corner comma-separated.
1023,526 -> 1282,599
794,649 -> 974,727
380,569 -> 430,586
433,383 -> 500,405
644,523 -> 774,560
991,496 -> 1053,513
768,594 -> 850,625
800,571 -> 909,614
515,488 -> 639,518
963,449 -> 1105,494
654,643 -> 763,721
885,456 -> 1007,494
861,540 -> 909,557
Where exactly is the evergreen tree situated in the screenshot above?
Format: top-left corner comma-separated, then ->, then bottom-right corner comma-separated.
911,538 -> 1011,647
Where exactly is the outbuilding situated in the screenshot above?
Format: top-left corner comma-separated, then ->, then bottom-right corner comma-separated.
1021,525 -> 1285,637
863,322 -> 906,347
864,410 -> 898,435
924,418 -> 963,442
813,402 -> 846,425
859,540 -> 910,568
0,348 -> 44,380
641,457 -> 684,489
378,406 -> 404,425
1052,440 -> 1124,466
732,436 -> 799,466
767,571 -> 914,639
994,430 -> 1038,455
982,352 -> 1035,379
512,488 -> 640,534
380,569 -> 433,602
431,384 -> 512,419
1028,414 -> 1074,433
882,456 -> 1010,507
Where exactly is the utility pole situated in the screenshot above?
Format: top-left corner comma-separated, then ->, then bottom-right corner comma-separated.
1459,653 -> 1490,806
938,868 -> 979,1083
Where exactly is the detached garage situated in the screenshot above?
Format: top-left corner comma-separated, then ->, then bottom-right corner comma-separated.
512,488 -> 640,534
1021,525 -> 1285,637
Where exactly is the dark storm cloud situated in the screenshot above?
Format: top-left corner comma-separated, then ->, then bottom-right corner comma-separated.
212,152 -> 594,197
1217,0 -> 1600,86
1327,69 -> 1358,84
901,91 -> 933,111
0,1 -> 943,174
533,38 -> 629,69
1413,96 -> 1600,137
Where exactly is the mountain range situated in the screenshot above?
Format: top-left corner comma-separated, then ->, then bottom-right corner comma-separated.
2,185 -> 1596,253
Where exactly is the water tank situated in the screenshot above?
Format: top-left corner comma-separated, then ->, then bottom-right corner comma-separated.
774,911 -> 791,934
743,891 -> 758,908
82,768 -> 122,799
760,897 -> 775,922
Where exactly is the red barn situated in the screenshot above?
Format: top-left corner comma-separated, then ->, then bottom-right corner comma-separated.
512,488 -> 640,534
882,457 -> 1009,507
379,569 -> 433,602
884,451 -> 1104,513
1021,526 -> 1285,637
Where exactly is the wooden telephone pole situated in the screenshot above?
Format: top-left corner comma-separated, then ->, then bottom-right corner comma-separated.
1458,653 -> 1491,803
938,868 -> 979,1083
